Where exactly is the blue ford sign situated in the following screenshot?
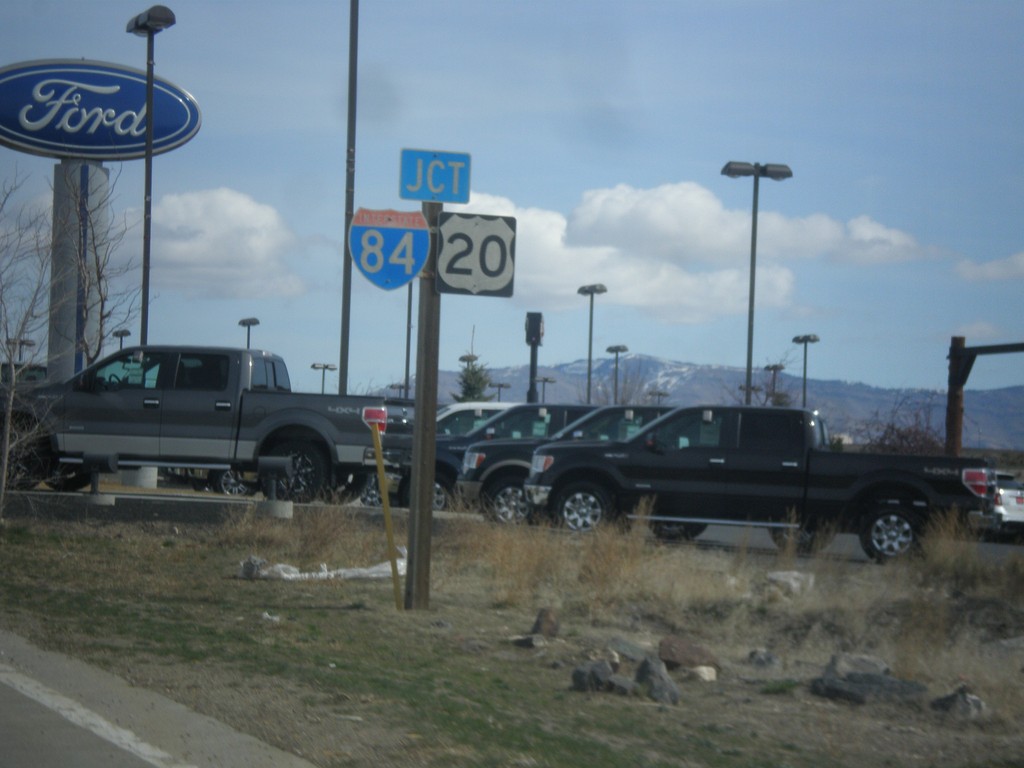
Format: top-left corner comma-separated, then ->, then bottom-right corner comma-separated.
0,59 -> 201,160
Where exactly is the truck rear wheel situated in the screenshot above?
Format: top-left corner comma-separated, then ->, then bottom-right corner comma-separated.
555,481 -> 612,532
262,440 -> 329,502
859,507 -> 922,562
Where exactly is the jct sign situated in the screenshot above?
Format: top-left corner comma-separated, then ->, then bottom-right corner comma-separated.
399,148 -> 471,204
0,59 -> 201,160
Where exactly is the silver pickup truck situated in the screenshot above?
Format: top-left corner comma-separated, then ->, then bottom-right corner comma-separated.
10,345 -> 402,500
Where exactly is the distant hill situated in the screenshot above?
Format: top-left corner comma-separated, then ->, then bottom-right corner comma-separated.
420,353 -> 1023,450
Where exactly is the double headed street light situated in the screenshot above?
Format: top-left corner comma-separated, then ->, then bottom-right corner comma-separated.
127,5 -> 176,345
721,161 -> 792,405
606,344 -> 628,404
491,382 -> 510,401
792,334 -> 819,407
312,362 -> 337,394
578,283 -> 607,404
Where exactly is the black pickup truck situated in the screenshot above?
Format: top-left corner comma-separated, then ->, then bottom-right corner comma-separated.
385,403 -> 595,510
9,345 -> 405,500
457,404 -> 670,523
523,405 -> 995,561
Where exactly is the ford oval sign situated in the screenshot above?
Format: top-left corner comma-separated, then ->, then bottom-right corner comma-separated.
0,59 -> 201,160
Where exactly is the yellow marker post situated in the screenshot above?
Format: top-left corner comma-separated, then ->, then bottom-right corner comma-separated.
369,421 -> 403,611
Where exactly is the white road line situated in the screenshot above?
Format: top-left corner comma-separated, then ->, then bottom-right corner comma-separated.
0,663 -> 197,768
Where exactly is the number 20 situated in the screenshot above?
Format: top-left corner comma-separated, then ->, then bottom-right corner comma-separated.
359,229 -> 416,274
444,233 -> 507,278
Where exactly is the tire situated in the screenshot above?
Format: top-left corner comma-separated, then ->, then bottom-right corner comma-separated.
769,525 -> 836,555
555,481 -> 613,532
260,440 -> 330,503
359,474 -> 384,507
433,478 -> 454,512
45,468 -> 92,493
6,429 -> 53,490
481,474 -> 529,524
209,469 -> 253,496
859,507 -> 922,562
398,476 -> 452,512
652,522 -> 707,541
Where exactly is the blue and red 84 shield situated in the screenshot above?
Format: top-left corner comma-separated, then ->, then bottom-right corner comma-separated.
348,209 -> 429,290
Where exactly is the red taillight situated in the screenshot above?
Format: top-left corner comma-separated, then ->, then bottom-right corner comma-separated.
362,406 -> 388,433
962,468 -> 989,498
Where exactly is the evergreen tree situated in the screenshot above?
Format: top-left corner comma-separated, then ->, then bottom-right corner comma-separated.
454,355 -> 493,402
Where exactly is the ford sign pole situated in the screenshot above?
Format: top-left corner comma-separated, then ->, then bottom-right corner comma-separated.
128,5 -> 176,345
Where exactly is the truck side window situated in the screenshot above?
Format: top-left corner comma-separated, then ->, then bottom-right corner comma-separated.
652,411 -> 724,451
739,413 -> 802,452
271,361 -> 292,392
251,359 -> 268,390
174,354 -> 229,391
92,352 -> 163,391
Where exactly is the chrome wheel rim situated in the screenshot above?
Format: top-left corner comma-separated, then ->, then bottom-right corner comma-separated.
491,486 -> 528,524
562,491 -> 604,531
869,513 -> 914,557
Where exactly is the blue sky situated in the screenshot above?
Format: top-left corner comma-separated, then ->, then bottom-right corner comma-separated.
1,0 -> 1022,395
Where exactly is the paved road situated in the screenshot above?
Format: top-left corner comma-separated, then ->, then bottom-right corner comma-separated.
0,629 -> 316,768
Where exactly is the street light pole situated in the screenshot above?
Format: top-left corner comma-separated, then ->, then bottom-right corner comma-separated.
113,329 -> 131,350
578,283 -> 607,404
127,5 -> 176,345
312,362 -> 337,394
721,161 -> 792,404
238,317 -> 259,349
536,376 -> 555,403
764,363 -> 784,404
792,334 -> 819,407
606,344 -> 628,404
492,382 -> 510,401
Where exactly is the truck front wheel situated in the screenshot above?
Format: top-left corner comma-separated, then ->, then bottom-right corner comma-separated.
262,440 -> 329,502
859,507 -> 922,562
482,474 -> 529,524
555,481 -> 613,532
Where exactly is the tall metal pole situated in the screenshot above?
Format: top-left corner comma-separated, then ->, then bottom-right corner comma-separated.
743,170 -> 760,405
338,0 -> 358,394
140,29 -> 155,344
613,350 -> 620,404
800,342 -> 809,407
586,293 -> 595,404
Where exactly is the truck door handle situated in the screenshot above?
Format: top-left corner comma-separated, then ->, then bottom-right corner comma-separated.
214,401 -> 232,411
143,398 -> 160,408
709,457 -> 725,465
782,461 -> 799,468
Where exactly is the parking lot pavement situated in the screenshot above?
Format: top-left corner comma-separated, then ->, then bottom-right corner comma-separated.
0,629 -> 317,768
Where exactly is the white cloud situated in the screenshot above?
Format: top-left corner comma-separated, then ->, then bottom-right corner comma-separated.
455,183 -> 920,324
147,182 -> 930,328
837,215 -> 928,264
956,251 -> 1024,281
151,188 -> 306,299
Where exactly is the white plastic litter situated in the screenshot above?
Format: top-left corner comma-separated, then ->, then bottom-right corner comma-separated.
238,549 -> 407,581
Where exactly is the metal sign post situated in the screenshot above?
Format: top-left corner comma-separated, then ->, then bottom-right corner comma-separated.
404,200 -> 442,609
